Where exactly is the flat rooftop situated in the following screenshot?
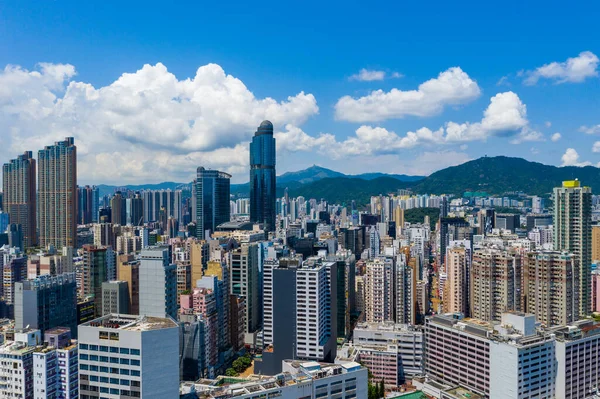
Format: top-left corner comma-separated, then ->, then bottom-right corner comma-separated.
444,386 -> 484,399
82,314 -> 178,331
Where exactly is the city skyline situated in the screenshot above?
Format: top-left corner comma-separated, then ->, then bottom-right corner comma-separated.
1,2 -> 600,184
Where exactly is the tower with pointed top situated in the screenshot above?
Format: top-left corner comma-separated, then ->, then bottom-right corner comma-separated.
250,120 -> 276,232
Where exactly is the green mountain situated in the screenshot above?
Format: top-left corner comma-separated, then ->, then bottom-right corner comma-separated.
287,176 -> 413,206
277,165 -> 346,184
412,156 -> 600,196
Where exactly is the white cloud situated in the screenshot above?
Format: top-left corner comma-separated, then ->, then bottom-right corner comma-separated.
545,121 -> 552,128
551,132 -> 562,142
561,148 -> 593,167
274,124 -> 335,153
579,124 -> 600,135
335,67 -> 481,122
593,142 -> 600,153
496,76 -> 510,86
391,72 -> 404,79
509,128 -> 544,144
349,69 -> 386,81
0,62 -> 319,183
295,91 -> 530,159
530,147 -> 540,155
523,51 -> 599,85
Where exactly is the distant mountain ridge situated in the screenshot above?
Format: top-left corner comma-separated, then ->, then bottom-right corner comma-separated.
412,156 -> 600,196
94,157 -> 600,203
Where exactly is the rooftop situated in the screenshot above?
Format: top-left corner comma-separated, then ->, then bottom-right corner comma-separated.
83,314 -> 178,331
181,360 -> 365,398
444,386 -> 484,399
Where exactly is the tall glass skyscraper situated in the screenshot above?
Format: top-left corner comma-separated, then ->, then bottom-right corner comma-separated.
195,167 -> 231,239
250,120 -> 276,232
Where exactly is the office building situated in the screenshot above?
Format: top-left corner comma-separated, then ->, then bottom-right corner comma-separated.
117,255 -> 140,315
295,258 -> 337,362
194,167 -> 231,239
15,273 -> 78,337
257,256 -> 337,375
129,193 -> 143,226
526,214 -> 553,232
250,120 -> 276,232
180,360 -> 368,399
338,322 -> 423,388
2,151 -> 37,248
38,137 -> 77,249
229,243 -> 262,336
523,251 -> 579,326
440,217 -> 471,266
102,281 -> 130,315
78,185 -> 100,225
139,246 -> 177,319
495,213 -> 520,232
81,245 -> 115,316
470,248 -> 521,322
554,180 -> 592,317
425,312 -> 556,398
78,314 -> 179,398
553,319 -> 600,399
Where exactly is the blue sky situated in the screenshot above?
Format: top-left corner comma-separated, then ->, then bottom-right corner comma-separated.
1,1 -> 599,183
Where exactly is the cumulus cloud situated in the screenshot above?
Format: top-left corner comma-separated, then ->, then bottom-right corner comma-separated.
593,142 -> 600,153
274,124 -> 335,153
523,51 -> 599,85
509,128 -> 544,145
0,62 -> 319,183
579,124 -> 600,135
349,69 -> 386,81
286,91 -> 531,159
561,148 -> 593,167
551,132 -> 562,142
335,67 -> 481,122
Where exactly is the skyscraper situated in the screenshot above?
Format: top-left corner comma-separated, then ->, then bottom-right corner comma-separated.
110,191 -> 127,226
250,120 -> 276,232
77,185 -> 99,225
194,167 -> 231,240
554,180 -> 592,317
139,246 -> 177,319
15,273 -> 78,337
38,137 -> 77,249
2,151 -> 37,248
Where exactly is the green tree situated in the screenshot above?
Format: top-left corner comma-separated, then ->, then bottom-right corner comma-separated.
378,379 -> 385,398
225,368 -> 237,377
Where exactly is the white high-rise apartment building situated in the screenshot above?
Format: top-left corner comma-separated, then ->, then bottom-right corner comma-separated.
554,180 -> 592,316
364,257 -> 393,323
262,258 -> 277,346
0,332 -> 38,398
78,314 -> 179,399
